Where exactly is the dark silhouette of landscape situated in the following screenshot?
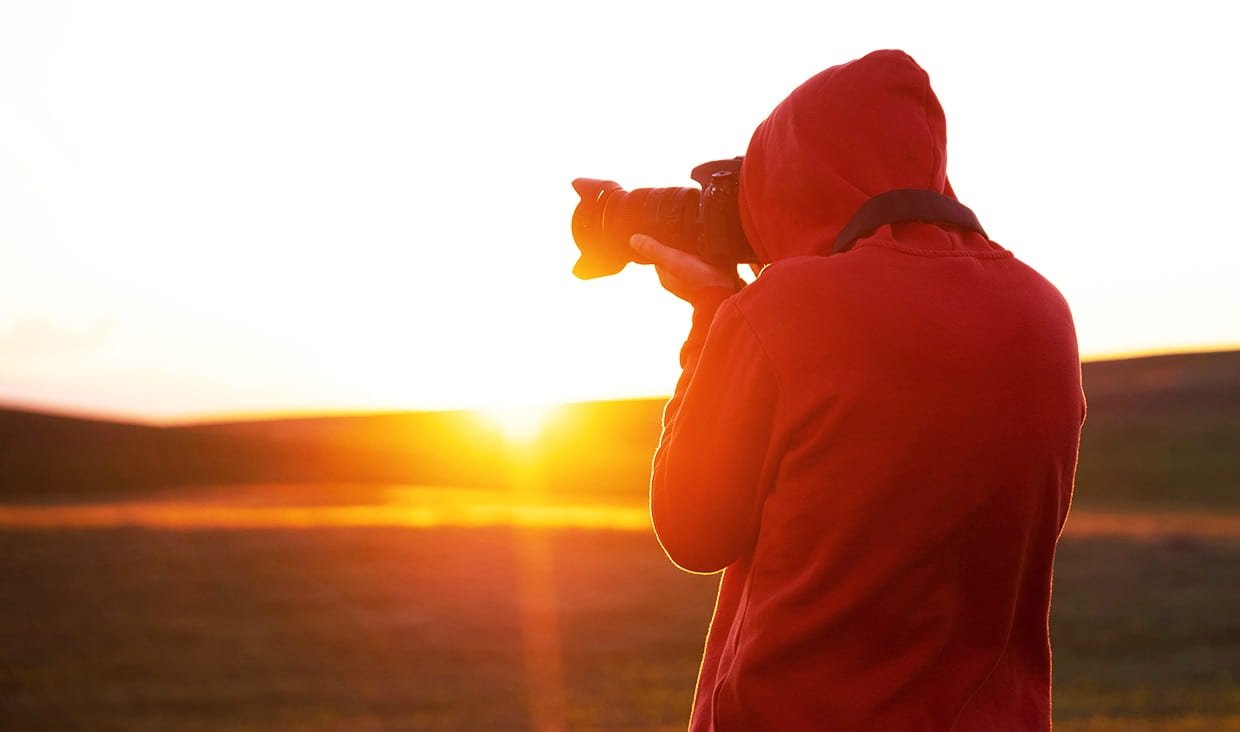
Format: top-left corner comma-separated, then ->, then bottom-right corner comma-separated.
2,350 -> 1237,510
0,397 -> 664,501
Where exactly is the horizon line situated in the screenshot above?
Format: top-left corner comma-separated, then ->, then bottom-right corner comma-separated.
2,344 -> 1236,428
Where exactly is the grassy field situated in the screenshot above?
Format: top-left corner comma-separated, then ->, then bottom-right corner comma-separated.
0,521 -> 1236,731
0,526 -> 714,731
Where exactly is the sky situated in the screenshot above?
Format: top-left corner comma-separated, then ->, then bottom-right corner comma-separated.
1,1 -> 1236,422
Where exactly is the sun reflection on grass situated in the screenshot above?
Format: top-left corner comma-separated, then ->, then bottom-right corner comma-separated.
0,486 -> 651,531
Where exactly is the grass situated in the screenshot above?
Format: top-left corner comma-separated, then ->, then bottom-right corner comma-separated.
1051,536 -> 1239,728
0,526 -> 714,731
0,524 -> 1236,730
1073,351 -> 1240,512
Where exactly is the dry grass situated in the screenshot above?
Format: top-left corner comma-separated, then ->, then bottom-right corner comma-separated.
0,522 -> 1235,730
1055,716 -> 1240,731
0,526 -> 715,730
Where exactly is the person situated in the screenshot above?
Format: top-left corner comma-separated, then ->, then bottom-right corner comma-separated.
627,49 -> 1086,731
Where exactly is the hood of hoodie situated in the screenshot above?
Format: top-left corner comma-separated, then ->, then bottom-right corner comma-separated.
739,50 -> 955,262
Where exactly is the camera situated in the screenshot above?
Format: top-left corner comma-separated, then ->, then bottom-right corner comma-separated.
570,157 -> 757,279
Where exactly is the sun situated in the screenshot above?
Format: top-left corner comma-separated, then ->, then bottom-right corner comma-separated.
477,404 -> 560,444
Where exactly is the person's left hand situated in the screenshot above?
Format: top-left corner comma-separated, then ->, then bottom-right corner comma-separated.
629,234 -> 741,304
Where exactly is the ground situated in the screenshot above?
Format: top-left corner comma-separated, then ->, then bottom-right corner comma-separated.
1,516 -> 1236,730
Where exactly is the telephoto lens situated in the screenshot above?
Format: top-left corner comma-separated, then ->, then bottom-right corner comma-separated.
570,158 -> 756,280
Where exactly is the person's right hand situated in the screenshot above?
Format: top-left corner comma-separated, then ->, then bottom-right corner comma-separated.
629,234 -> 741,304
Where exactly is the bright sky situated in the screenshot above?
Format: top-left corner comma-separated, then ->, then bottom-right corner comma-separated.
1,1 -> 1236,422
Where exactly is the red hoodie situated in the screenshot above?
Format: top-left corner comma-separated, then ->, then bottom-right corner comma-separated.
650,50 -> 1085,731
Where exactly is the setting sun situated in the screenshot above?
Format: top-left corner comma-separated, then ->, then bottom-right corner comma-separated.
477,404 -> 561,443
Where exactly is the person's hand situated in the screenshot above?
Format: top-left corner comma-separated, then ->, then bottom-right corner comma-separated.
629,234 -> 741,304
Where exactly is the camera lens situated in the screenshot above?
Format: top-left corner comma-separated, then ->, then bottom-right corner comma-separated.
571,179 -> 700,280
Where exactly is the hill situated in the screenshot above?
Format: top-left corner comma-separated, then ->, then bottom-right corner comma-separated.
1,350 -> 1237,509
1073,349 -> 1239,510
0,399 -> 664,500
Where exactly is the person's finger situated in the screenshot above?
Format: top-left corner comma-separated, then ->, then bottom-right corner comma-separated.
629,233 -> 665,265
628,234 -> 656,265
630,234 -> 696,270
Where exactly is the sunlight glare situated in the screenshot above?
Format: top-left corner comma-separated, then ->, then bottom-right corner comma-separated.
478,404 -> 560,443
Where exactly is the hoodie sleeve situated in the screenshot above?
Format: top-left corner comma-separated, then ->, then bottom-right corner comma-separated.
651,290 -> 785,574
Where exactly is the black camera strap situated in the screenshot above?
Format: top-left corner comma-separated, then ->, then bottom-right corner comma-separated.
832,189 -> 987,254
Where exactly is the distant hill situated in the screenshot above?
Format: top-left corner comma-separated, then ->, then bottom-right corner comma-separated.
1,350 -> 1237,509
0,410 -> 167,498
0,399 -> 665,501
1073,350 -> 1239,510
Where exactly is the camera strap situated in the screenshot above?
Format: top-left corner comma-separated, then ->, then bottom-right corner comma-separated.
832,189 -> 987,254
